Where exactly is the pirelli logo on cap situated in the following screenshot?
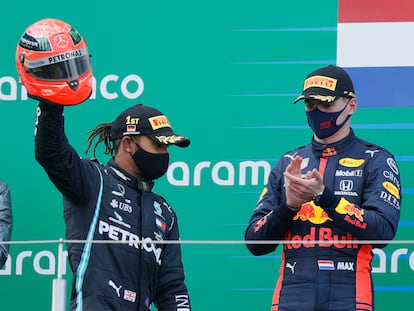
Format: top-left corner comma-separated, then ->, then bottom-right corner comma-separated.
304,75 -> 337,91
149,115 -> 171,130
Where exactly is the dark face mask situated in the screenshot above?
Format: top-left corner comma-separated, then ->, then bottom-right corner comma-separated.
131,144 -> 170,181
306,102 -> 351,139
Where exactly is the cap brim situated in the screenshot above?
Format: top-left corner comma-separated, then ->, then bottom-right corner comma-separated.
175,138 -> 191,148
293,95 -> 305,104
150,134 -> 191,148
172,136 -> 191,148
293,94 -> 337,104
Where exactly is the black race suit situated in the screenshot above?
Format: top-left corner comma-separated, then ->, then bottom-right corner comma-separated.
35,102 -> 191,311
245,130 -> 401,311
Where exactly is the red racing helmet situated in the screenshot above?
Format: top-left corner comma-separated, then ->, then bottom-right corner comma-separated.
16,18 -> 93,105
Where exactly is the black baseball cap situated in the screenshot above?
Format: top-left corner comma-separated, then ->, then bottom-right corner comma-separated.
293,65 -> 356,104
110,104 -> 190,147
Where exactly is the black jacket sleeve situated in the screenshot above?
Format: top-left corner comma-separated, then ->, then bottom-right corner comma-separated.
0,180 -> 12,268
34,101 -> 92,203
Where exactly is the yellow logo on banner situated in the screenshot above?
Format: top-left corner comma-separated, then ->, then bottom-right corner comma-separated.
149,115 -> 171,130
383,181 -> 400,199
339,158 -> 365,168
303,75 -> 337,91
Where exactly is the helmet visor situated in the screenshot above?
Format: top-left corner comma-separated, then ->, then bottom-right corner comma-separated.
25,48 -> 91,81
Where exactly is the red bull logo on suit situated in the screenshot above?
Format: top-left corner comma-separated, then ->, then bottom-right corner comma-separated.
293,201 -> 331,224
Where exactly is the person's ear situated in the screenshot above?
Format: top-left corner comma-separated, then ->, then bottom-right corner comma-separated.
348,98 -> 357,114
121,137 -> 133,153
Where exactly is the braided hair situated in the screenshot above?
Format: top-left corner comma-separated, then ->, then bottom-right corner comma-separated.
85,122 -> 116,157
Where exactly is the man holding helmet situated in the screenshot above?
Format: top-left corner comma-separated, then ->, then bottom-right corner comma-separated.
17,18 -> 192,311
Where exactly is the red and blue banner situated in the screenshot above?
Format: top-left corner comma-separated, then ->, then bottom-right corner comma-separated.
337,0 -> 414,107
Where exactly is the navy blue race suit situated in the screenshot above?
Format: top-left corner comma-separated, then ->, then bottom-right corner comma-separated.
245,129 -> 401,311
35,102 -> 191,311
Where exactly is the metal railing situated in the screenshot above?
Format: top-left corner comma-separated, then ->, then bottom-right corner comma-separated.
2,238 -> 414,311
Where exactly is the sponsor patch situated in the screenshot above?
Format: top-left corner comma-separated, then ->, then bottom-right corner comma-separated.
126,124 -> 136,132
337,261 -> 354,271
318,260 -> 335,270
301,157 -> 310,169
123,289 -> 136,302
304,75 -> 337,91
254,210 -> 273,233
322,147 -> 337,157
258,187 -> 268,200
339,158 -> 365,168
155,135 -> 185,144
294,201 -> 332,224
156,217 -> 166,232
149,115 -> 171,130
335,169 -> 363,177
383,181 -> 400,199
387,157 -> 399,175
335,198 -> 364,222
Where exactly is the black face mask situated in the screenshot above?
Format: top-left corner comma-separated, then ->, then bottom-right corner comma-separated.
131,143 -> 170,181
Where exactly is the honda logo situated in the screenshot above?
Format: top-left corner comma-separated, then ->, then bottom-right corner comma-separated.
340,180 -> 353,191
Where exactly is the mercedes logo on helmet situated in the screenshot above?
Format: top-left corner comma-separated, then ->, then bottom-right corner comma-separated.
53,34 -> 69,48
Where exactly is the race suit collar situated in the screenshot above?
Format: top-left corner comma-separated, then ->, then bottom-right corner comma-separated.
107,159 -> 154,192
311,128 -> 357,158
